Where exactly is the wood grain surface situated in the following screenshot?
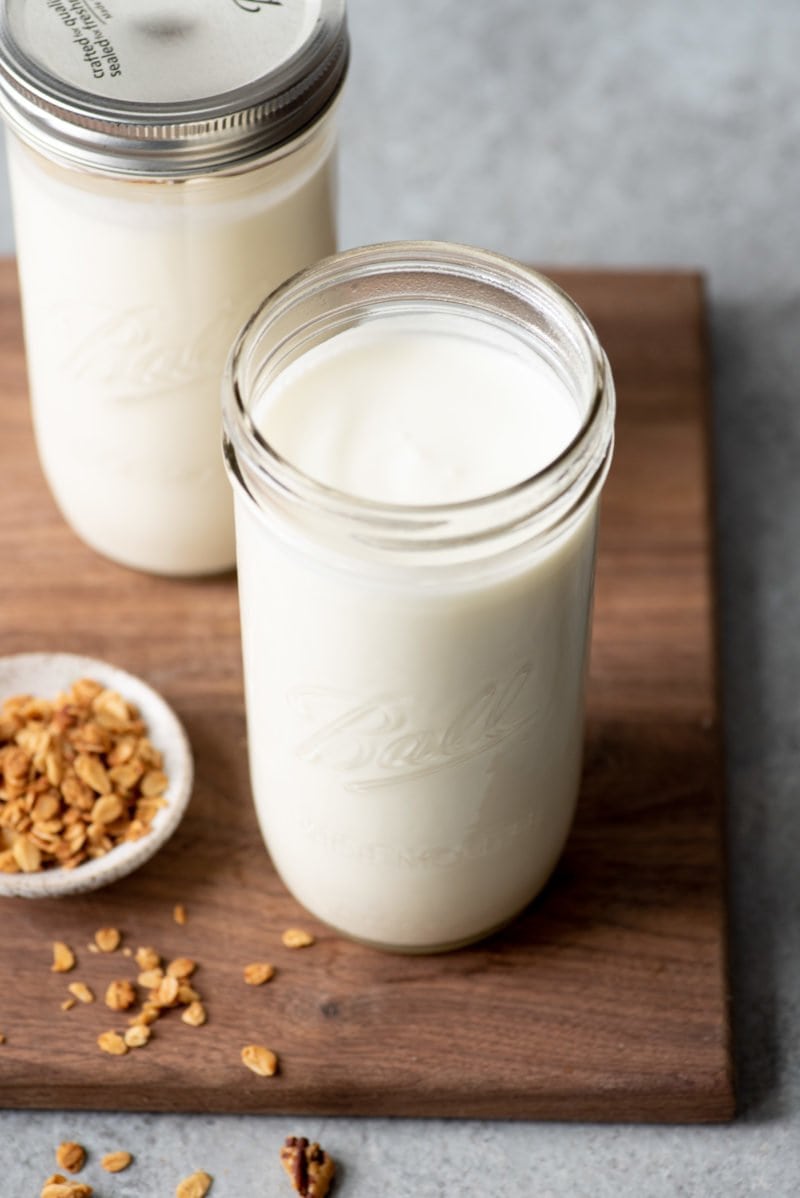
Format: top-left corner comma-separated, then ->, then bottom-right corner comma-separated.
0,260 -> 733,1122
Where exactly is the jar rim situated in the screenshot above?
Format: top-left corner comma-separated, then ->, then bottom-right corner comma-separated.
223,241 -> 615,555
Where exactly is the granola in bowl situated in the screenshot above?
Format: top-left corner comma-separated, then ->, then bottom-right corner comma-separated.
0,653 -> 192,897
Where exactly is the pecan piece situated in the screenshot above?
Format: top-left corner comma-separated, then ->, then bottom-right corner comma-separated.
280,1136 -> 335,1198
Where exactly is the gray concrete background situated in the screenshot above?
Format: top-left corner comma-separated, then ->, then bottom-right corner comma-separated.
2,0 -> 800,1193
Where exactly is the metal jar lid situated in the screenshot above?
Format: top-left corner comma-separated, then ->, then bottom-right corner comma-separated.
0,0 -> 348,177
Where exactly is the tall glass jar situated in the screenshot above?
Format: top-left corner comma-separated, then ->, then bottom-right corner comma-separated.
0,0 -> 348,575
224,242 -> 615,952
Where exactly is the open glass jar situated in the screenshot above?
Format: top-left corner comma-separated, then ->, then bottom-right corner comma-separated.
0,0 -> 348,574
224,242 -> 615,952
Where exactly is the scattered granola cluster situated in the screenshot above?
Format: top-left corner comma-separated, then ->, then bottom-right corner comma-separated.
37,1143 -> 221,1197
0,678 -> 168,874
35,1135 -> 336,1197
26,910 -> 327,1193
47,915 -> 316,1078
47,913 -> 314,1077
39,1139 -> 132,1197
50,927 -> 208,1054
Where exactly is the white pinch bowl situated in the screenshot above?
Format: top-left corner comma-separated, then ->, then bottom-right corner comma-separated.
0,652 -> 193,898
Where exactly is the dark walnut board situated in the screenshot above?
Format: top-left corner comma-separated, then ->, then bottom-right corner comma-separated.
0,260 -> 733,1122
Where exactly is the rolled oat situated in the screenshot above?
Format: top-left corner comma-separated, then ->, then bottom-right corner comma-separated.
51,942 -> 76,973
135,945 -> 161,971
55,1142 -> 86,1174
243,962 -> 275,986
94,927 -> 121,952
181,1001 -> 207,1027
67,982 -> 95,1005
40,1183 -> 93,1198
175,1170 -> 213,1198
166,956 -> 196,979
123,1024 -> 151,1048
241,1044 -> 278,1077
97,1030 -> 128,1056
101,1151 -> 133,1173
281,929 -> 315,950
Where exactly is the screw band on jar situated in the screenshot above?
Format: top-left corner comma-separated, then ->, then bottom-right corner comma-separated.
0,0 -> 349,176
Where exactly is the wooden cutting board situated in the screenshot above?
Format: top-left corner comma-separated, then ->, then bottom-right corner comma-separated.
0,261 -> 733,1122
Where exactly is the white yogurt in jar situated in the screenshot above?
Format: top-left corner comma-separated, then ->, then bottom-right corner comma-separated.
7,126 -> 337,574
0,0 -> 349,574
231,298 -> 607,951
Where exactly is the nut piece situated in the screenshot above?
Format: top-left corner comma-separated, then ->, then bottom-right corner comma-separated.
241,1043 -> 278,1077
282,928 -> 315,949
55,1142 -> 86,1174
181,1001 -> 207,1028
175,1171 -> 213,1198
279,1136 -> 336,1198
105,979 -> 137,1011
51,942 -> 76,973
67,982 -> 95,1005
97,1030 -> 128,1056
0,1032 -> 6,1044
94,927 -> 121,952
243,962 -> 275,986
101,1152 -> 133,1174
173,903 -> 188,925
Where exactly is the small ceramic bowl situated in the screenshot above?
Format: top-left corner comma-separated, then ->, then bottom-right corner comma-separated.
0,652 -> 193,898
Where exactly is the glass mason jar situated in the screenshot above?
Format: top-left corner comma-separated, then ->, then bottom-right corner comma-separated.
223,242 -> 615,952
0,0 -> 348,575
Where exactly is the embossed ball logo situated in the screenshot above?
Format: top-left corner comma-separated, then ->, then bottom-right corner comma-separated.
232,0 -> 283,11
290,666 -> 537,792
